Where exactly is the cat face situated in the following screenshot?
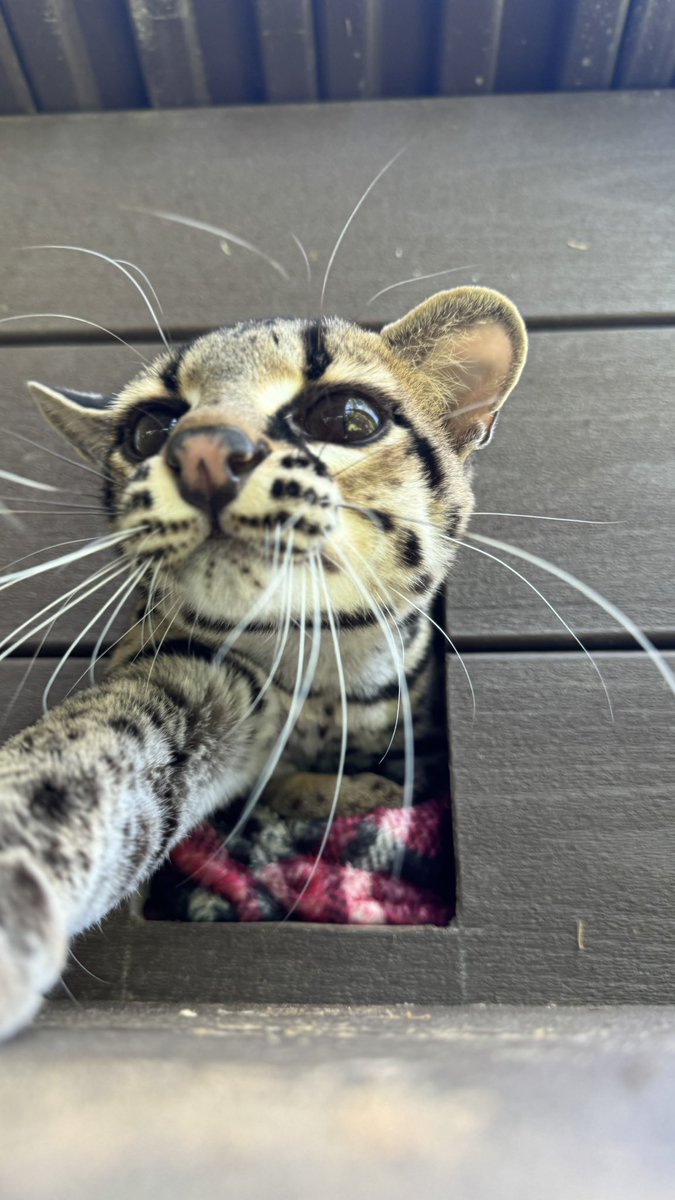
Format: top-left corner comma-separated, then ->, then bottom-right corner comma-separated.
28,287 -> 527,623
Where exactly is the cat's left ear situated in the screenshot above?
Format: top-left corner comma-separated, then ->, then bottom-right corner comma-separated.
381,286 -> 527,452
27,382 -> 116,464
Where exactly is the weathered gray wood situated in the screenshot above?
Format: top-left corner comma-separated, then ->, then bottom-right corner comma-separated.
0,659 -> 87,743
5,1004 -> 675,1200
0,329 -> 671,657
446,328 -> 675,640
1,93 -> 675,336
72,919 -> 462,1006
447,653 -> 675,939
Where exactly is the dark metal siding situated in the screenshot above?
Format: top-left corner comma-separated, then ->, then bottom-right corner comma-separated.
0,0 -> 672,115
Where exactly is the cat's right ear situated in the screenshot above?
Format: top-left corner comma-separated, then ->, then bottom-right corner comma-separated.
27,383 -> 116,465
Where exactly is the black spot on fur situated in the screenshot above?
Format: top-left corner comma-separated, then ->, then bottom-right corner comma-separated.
127,490 -> 153,512
412,572 -> 433,594
400,529 -> 422,569
302,321 -> 332,381
30,782 -> 69,822
282,455 -> 309,469
133,462 -> 151,482
109,717 -> 144,742
370,509 -> 395,533
161,345 -> 188,395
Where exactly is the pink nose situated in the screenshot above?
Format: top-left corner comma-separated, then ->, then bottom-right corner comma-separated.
166,425 -> 269,514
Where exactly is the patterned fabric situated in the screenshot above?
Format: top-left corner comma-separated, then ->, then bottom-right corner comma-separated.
146,795 -> 453,925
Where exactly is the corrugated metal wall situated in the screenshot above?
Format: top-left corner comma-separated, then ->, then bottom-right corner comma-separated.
0,0 -> 673,115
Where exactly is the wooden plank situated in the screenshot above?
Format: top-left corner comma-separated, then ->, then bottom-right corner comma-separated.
447,653 -> 675,935
7,1006 -> 675,1200
446,328 -> 675,641
72,920 -> 462,1005
1,93 -> 675,336
0,659 -> 87,743
1,328 -> 671,655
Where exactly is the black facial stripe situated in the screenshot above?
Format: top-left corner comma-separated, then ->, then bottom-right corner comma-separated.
302,320 -> 332,381
392,409 -> 445,491
399,528 -> 422,569
446,507 -> 461,537
161,344 -> 189,395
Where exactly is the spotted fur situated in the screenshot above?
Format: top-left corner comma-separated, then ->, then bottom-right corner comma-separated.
0,286 -> 526,1037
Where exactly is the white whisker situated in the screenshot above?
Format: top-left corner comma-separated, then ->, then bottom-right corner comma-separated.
473,512 -> 618,525
291,233 -> 312,284
465,531 -> 675,699
24,246 -> 170,352
366,265 -> 475,306
320,145 -> 407,317
0,313 -> 148,361
128,207 -> 289,281
42,564 -> 146,713
87,563 -> 148,686
0,559 -> 122,654
0,561 -> 129,668
6,429 -> 114,483
0,529 -> 141,593
0,470 -> 57,493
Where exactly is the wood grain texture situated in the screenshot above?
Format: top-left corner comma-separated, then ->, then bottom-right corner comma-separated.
445,328 -> 675,641
1,93 -> 675,335
448,653 -> 675,936
7,1005 -> 675,1200
0,329 -> 671,656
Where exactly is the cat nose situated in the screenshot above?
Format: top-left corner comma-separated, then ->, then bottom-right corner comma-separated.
166,425 -> 269,513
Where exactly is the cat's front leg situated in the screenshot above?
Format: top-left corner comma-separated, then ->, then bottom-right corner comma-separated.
0,652 -> 276,1039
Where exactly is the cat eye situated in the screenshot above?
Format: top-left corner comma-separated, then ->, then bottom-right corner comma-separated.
298,390 -> 386,445
123,404 -> 183,462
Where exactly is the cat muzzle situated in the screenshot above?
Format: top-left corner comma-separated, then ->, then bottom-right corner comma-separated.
166,425 -> 270,517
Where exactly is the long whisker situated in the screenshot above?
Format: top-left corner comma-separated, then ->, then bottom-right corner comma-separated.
446,534 -> 614,719
0,313 -> 148,361
290,233 -> 312,284
0,558 -> 122,653
115,258 -> 165,317
236,538 -> 296,723
42,563 -> 147,713
128,207 -> 289,281
465,531 -> 675,699
87,562 -> 148,686
144,597 -> 181,693
65,587 -> 166,697
222,566 -> 316,850
6,429 -> 114,483
366,265 -> 475,306
473,512 -> 618,525
24,246 -> 170,352
0,617 -> 58,735
335,550 -> 415,871
320,145 -> 407,318
0,470 -> 57,493
284,554 -> 347,916
1,534 -> 111,575
0,494 -> 102,510
0,561 -> 129,667
0,528 -> 142,593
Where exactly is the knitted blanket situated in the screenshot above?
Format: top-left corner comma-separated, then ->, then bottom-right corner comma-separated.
146,794 -> 453,925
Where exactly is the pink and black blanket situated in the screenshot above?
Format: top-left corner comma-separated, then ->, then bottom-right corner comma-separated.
147,794 -> 453,926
